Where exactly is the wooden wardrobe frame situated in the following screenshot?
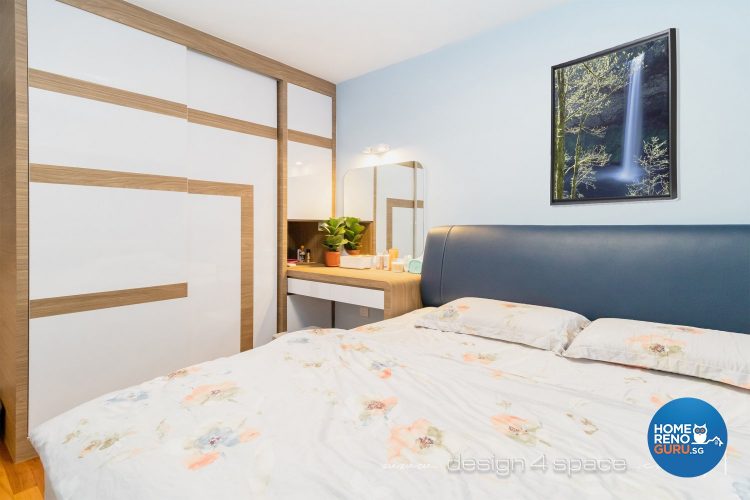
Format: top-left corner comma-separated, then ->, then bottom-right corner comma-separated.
0,0 -> 335,462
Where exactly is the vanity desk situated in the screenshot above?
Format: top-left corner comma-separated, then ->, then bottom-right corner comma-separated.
287,265 -> 422,320
284,160 -> 425,332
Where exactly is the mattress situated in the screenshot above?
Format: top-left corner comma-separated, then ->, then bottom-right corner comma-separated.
31,309 -> 750,499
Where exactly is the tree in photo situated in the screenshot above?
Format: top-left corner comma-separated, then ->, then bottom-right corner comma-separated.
627,137 -> 670,197
564,145 -> 610,198
554,48 -> 639,199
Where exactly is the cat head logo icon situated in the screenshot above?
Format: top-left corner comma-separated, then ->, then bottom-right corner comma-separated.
693,424 -> 707,444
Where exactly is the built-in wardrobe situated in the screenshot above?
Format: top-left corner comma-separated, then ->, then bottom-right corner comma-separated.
0,0 -> 335,461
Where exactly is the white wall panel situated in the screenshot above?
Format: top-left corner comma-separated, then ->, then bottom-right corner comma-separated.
187,51 -> 276,126
28,0 -> 186,103
29,89 -> 187,177
288,83 -> 332,138
288,142 -> 333,220
28,298 -> 190,429
30,183 -> 188,299
186,194 -> 242,362
187,123 -> 277,347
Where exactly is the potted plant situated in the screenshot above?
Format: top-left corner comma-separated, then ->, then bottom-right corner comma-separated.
320,217 -> 347,267
343,217 -> 366,255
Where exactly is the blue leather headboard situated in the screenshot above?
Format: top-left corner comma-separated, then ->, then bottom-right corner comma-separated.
421,225 -> 750,333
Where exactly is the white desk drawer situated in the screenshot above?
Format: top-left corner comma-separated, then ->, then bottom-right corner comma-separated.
287,278 -> 384,309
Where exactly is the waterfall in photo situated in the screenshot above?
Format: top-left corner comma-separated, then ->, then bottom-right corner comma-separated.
618,53 -> 645,181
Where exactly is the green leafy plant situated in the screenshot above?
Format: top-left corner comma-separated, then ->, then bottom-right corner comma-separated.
343,217 -> 365,251
320,217 -> 348,251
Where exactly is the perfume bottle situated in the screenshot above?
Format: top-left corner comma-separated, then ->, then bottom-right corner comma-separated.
387,248 -> 398,271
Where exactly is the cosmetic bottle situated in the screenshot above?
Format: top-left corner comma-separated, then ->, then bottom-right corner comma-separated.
388,248 -> 399,266
374,254 -> 384,270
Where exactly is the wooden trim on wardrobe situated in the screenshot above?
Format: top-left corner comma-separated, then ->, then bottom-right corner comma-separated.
29,283 -> 188,319
0,0 -> 32,463
57,0 -> 336,96
28,69 -> 282,141
188,179 -> 253,197
240,194 -> 253,351
28,169 -> 255,349
288,129 -> 332,149
188,109 -> 277,140
331,94 -> 337,215
28,69 -> 187,118
276,81 -> 288,333
371,167 -> 377,248
30,164 -> 188,192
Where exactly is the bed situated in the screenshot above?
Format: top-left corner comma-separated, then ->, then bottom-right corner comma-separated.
31,225 -> 750,499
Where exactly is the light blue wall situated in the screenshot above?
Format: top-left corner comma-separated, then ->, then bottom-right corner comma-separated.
337,0 -> 750,229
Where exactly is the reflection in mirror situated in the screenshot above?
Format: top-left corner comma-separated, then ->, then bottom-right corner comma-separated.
343,162 -> 425,257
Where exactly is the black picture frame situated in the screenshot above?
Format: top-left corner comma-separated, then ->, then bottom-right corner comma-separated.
550,28 -> 677,205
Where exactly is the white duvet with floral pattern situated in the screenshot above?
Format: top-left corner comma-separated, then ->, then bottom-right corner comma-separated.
31,309 -> 750,499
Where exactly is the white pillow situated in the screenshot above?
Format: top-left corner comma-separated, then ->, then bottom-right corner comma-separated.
564,318 -> 750,389
415,297 -> 590,353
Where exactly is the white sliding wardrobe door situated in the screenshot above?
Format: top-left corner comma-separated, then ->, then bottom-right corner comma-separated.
28,89 -> 186,176
187,194 -> 242,363
288,83 -> 333,139
30,184 -> 188,298
287,83 -> 333,220
188,51 -> 276,127
187,50 -> 277,350
27,0 -> 185,102
27,0 -> 190,428
342,167 -> 375,221
28,301 -> 191,430
288,142 -> 333,221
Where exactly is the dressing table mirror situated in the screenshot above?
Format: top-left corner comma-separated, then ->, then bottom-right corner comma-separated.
343,161 -> 425,257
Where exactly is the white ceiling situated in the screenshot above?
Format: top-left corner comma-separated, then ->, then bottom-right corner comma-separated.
129,0 -> 567,83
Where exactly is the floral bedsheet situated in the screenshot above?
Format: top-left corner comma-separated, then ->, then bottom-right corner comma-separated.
31,309 -> 750,499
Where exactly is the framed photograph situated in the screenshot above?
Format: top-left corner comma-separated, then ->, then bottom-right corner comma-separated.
550,29 -> 677,204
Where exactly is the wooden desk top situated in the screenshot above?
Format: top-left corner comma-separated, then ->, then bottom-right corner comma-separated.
287,265 -> 420,290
